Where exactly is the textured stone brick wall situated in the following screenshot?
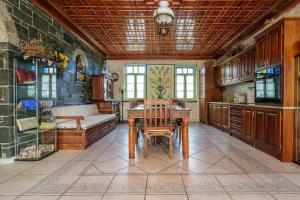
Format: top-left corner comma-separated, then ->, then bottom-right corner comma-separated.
0,0 -> 104,158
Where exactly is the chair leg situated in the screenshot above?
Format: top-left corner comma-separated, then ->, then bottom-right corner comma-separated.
144,136 -> 149,158
168,136 -> 173,158
136,129 -> 139,144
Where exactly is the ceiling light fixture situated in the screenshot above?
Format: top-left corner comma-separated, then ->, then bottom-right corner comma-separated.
153,0 -> 174,38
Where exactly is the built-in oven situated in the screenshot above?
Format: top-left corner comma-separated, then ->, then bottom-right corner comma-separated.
255,65 -> 282,103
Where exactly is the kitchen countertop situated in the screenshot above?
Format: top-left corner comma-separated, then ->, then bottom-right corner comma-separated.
208,102 -> 296,109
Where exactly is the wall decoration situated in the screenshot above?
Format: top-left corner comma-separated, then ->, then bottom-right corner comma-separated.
75,54 -> 86,82
149,65 -> 170,99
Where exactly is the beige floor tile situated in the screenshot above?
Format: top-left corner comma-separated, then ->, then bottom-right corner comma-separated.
176,158 -> 212,173
26,174 -> 79,195
107,175 -> 147,194
204,158 -> 243,174
16,196 -> 60,200
119,152 -> 149,164
189,194 -> 231,200
271,193 -> 300,200
182,175 -> 224,193
0,196 -> 18,200
93,158 -> 130,173
53,160 -> 91,175
145,195 -> 188,200
249,173 -> 300,192
191,147 -> 225,164
0,174 -> 46,195
147,175 -> 185,194
245,150 -> 278,161
230,193 -> 274,200
135,157 -> 172,173
83,165 -> 103,175
258,159 -> 300,173
44,150 -> 80,161
66,175 -> 113,195
59,196 -> 102,200
0,162 -> 35,175
21,160 -> 68,175
280,173 -> 300,187
216,175 -> 263,192
158,165 -> 192,174
94,152 -> 119,162
0,174 -> 14,184
150,151 -> 184,164
116,165 -> 146,174
102,194 -> 145,200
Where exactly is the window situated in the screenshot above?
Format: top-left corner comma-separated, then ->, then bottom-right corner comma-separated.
175,65 -> 196,100
125,64 -> 146,99
41,66 -> 56,98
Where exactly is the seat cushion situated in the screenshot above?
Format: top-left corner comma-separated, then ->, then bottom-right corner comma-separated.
56,104 -> 100,123
57,114 -> 116,130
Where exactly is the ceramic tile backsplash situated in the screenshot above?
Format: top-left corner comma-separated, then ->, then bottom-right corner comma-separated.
222,82 -> 254,102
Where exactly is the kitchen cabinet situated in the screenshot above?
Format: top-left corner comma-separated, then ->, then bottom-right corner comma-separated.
222,105 -> 229,130
231,58 -> 239,82
230,106 -> 243,138
253,108 -> 282,159
255,23 -> 283,69
208,103 -> 229,132
268,24 -> 283,66
215,48 -> 255,87
243,107 -> 253,144
255,35 -> 268,69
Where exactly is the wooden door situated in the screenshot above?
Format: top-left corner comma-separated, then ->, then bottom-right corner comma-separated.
268,24 -> 283,66
199,99 -> 205,123
253,109 -> 266,146
92,75 -> 104,101
243,107 -> 253,144
265,110 -> 282,157
222,105 -> 229,130
255,35 -> 268,69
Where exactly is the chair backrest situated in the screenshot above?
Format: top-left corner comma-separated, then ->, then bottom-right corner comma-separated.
143,99 -> 172,131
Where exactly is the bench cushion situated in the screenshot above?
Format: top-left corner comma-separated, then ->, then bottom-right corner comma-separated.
57,114 -> 116,130
56,104 -> 99,119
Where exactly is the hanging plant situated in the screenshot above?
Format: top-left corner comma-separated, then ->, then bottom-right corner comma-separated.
19,38 -> 46,59
149,66 -> 170,99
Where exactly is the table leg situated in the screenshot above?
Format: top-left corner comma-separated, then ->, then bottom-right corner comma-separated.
128,118 -> 135,158
182,118 -> 189,158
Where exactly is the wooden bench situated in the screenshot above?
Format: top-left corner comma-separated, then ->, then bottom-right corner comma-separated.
56,104 -> 118,150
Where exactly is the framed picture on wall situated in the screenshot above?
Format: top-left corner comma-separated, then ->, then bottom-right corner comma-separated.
75,54 -> 86,82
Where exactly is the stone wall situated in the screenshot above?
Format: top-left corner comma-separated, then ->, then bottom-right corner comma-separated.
0,0 -> 104,158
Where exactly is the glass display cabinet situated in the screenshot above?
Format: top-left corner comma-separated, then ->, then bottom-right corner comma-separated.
14,57 -> 57,160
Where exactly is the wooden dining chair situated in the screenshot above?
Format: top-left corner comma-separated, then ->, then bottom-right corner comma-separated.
143,99 -> 174,158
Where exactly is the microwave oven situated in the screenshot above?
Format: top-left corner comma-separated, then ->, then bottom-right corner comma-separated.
255,65 -> 282,103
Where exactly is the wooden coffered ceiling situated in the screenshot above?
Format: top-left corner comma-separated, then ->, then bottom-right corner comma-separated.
31,0 -> 298,59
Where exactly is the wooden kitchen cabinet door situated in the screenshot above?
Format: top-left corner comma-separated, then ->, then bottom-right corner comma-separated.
222,105 -> 229,130
255,35 -> 268,69
253,109 -> 266,146
243,107 -> 253,144
231,58 -> 239,81
265,110 -> 282,158
268,24 -> 283,66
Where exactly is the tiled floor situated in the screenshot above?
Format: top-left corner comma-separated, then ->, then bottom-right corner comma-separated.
1,123 -> 300,200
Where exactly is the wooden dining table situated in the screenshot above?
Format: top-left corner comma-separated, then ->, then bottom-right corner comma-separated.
127,105 -> 191,159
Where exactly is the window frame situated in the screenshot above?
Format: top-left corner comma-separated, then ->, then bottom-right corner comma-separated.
174,65 -> 197,101
124,64 -> 147,100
